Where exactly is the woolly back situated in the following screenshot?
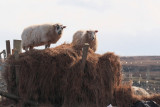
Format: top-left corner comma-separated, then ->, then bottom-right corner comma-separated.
21,23 -> 65,48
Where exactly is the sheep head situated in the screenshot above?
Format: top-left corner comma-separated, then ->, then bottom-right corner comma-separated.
54,24 -> 66,35
86,30 -> 98,41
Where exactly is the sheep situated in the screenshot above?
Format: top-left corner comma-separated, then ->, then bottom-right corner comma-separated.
132,86 -> 149,96
21,23 -> 66,51
72,30 -> 98,52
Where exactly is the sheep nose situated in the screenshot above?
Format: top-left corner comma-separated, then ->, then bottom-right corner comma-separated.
58,31 -> 62,35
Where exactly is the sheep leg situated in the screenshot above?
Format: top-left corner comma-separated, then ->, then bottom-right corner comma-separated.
29,46 -> 33,50
47,44 -> 51,48
23,46 -> 28,52
25,47 -> 28,52
45,44 -> 50,49
45,45 -> 47,49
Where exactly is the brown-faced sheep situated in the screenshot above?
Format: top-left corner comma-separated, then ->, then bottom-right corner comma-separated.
72,30 -> 98,52
21,23 -> 66,51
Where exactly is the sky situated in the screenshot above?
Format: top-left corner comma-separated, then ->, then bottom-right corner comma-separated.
0,0 -> 160,56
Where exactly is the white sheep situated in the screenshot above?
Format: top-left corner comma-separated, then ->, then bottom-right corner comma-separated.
132,86 -> 149,96
72,30 -> 98,52
21,23 -> 66,51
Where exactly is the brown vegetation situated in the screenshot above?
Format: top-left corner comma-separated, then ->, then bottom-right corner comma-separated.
3,43 -> 121,107
2,43 -> 160,107
113,84 -> 140,107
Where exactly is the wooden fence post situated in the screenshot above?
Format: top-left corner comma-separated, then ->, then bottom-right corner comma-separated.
0,50 -> 6,101
81,43 -> 89,72
0,53 -> 1,63
0,90 -> 39,106
14,50 -> 19,95
6,40 -> 11,57
13,40 -> 22,53
0,50 -> 6,60
3,50 -> 6,60
13,40 -> 21,96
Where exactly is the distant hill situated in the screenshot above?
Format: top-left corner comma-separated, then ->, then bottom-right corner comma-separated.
120,56 -> 160,93
120,56 -> 160,72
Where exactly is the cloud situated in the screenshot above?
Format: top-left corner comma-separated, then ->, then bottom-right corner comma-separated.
57,0 -> 110,11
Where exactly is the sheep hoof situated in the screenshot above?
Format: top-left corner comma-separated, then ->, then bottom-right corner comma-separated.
45,45 -> 48,49
45,44 -> 50,49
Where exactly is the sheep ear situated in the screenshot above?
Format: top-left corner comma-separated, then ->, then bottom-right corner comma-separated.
95,30 -> 98,33
63,26 -> 66,28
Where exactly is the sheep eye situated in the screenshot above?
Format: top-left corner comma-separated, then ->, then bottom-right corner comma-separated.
57,26 -> 60,29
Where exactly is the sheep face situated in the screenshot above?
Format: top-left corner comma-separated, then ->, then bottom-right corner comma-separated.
55,24 -> 66,35
86,30 -> 98,41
